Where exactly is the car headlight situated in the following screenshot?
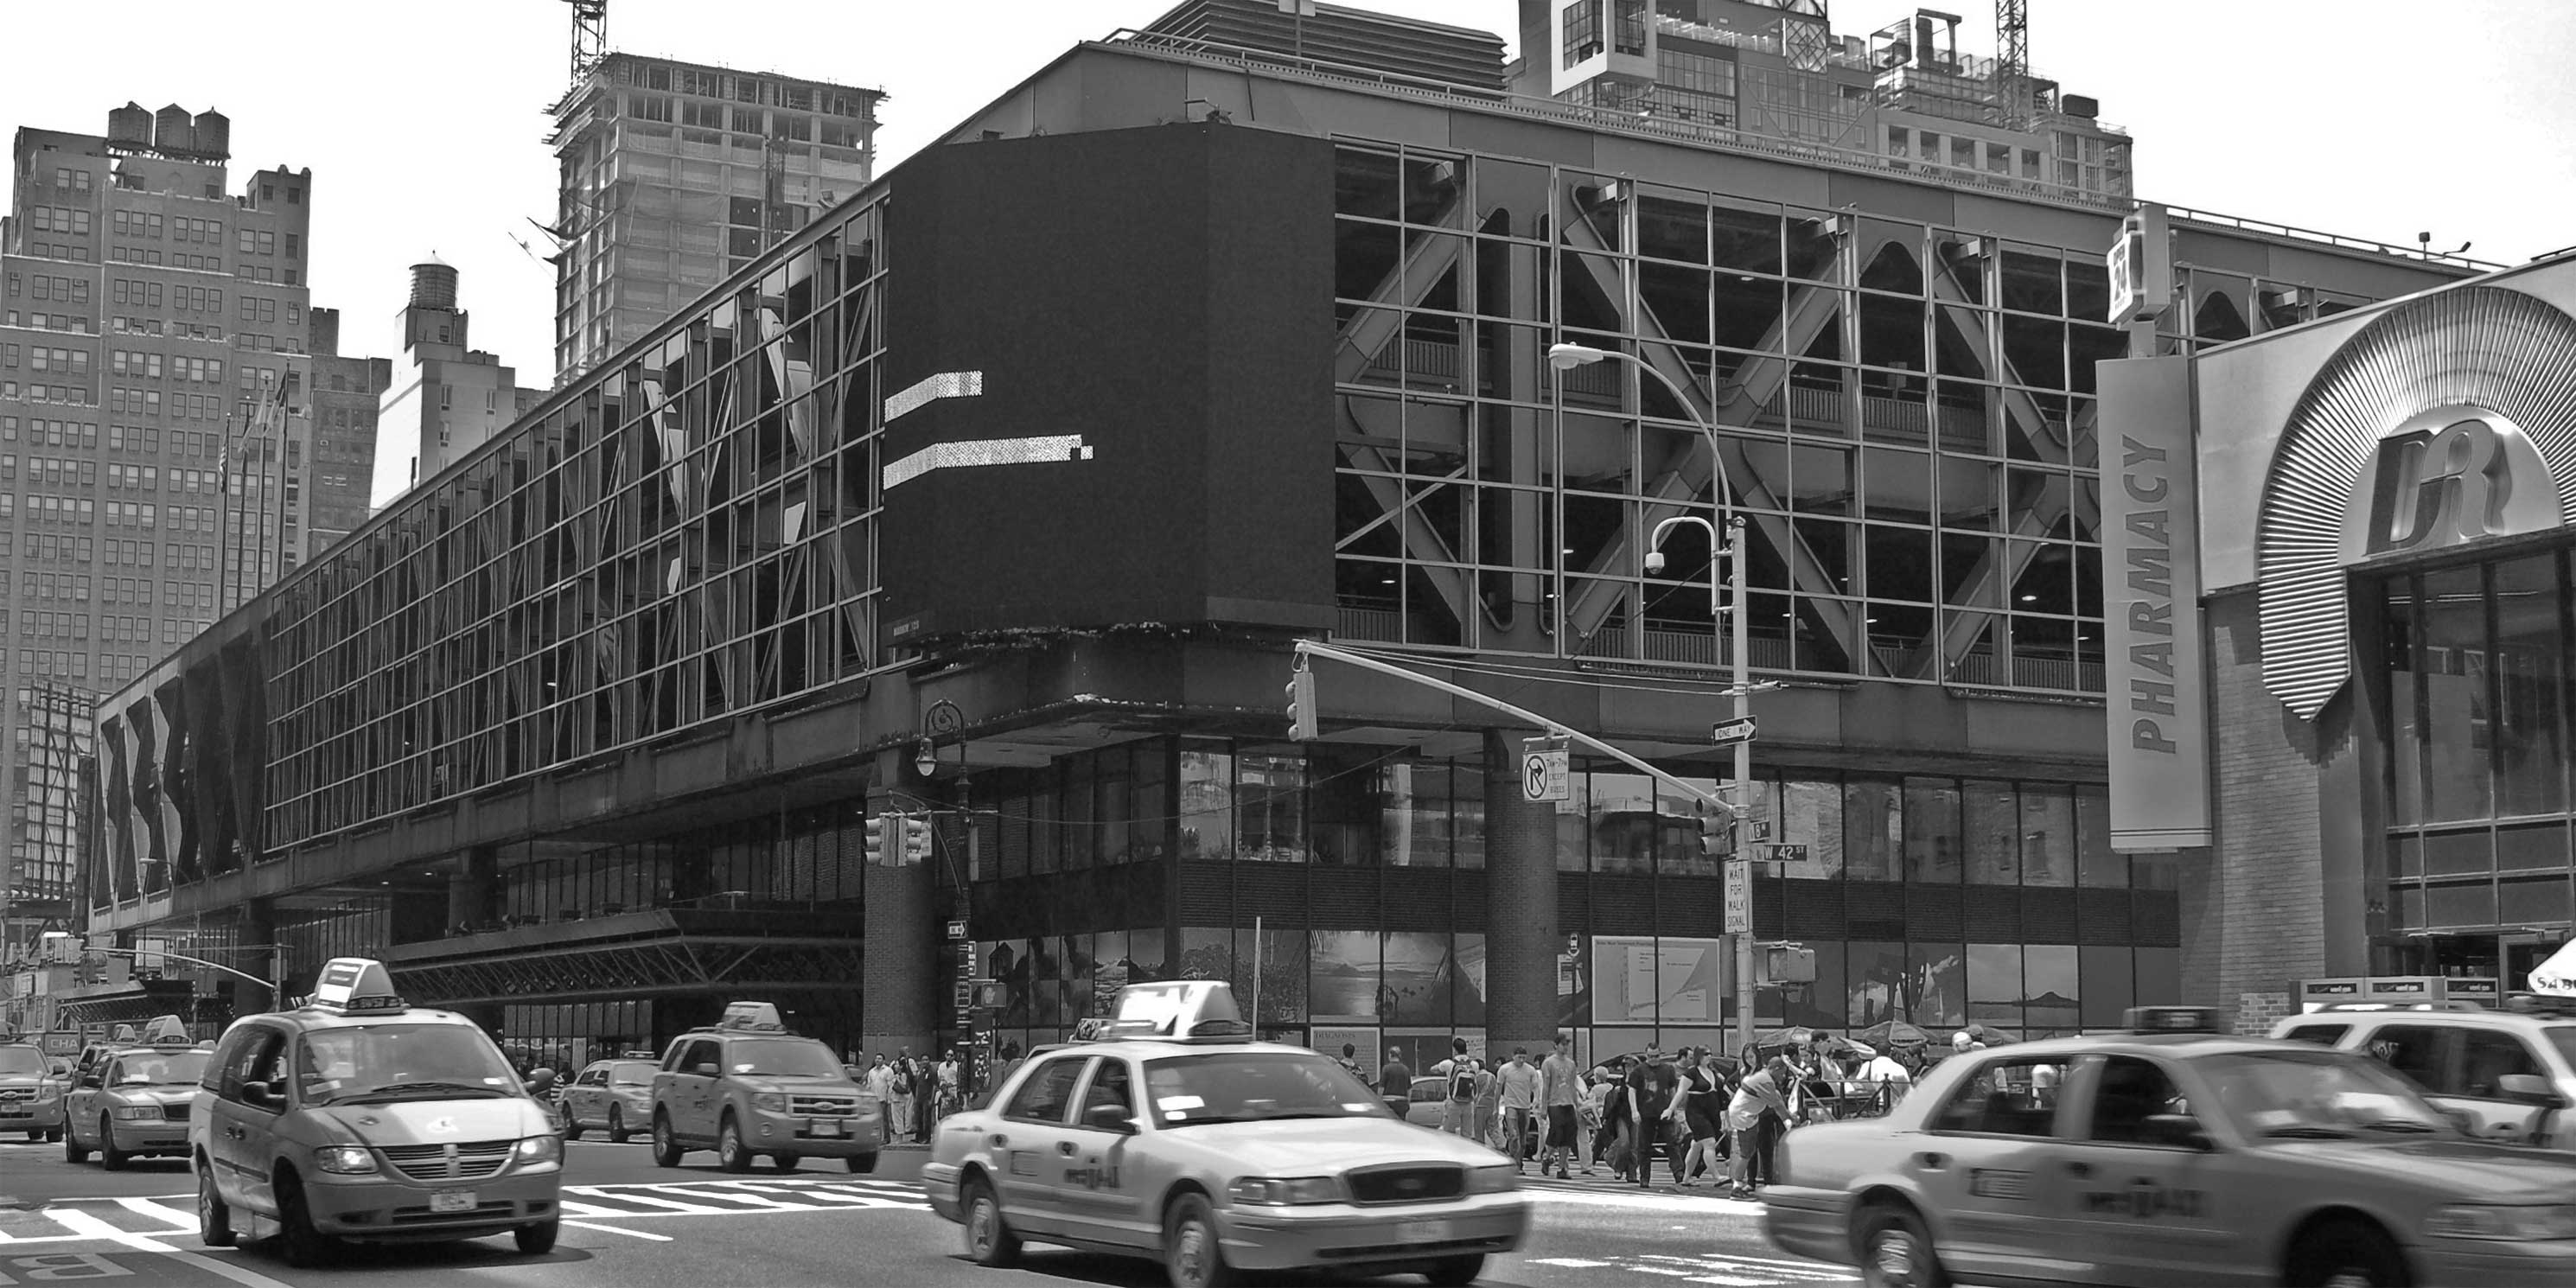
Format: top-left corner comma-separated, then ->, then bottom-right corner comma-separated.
1464,1164 -> 1519,1195
516,1133 -> 563,1164
314,1145 -> 378,1175
35,1083 -> 61,1102
1229,1176 -> 1342,1206
111,1105 -> 161,1120
751,1093 -> 787,1114
2427,1204 -> 2576,1241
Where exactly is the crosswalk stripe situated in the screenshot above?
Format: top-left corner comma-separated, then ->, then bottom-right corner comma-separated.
564,1188 -> 730,1214
554,1199 -> 628,1218
1528,1257 -> 1613,1267
648,1186 -> 813,1209
1680,1276 -> 1773,1286
115,1196 -> 201,1231
45,1207 -> 175,1252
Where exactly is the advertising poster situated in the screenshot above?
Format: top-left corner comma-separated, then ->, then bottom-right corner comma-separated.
1591,935 -> 1727,1024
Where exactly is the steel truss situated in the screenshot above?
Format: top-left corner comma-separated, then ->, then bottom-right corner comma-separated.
389,937 -> 865,1008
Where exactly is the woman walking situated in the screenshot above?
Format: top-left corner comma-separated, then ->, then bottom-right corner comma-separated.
1678,1049 -> 1731,1187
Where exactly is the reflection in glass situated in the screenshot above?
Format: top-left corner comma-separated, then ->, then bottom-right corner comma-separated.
1910,943 -> 1965,1029
1844,778 -> 1901,880
1310,930 -> 1380,1021
2494,555 -> 2566,817
1847,940 -> 1906,1029
1963,780 -> 2019,884
2421,566 -> 2492,823
2075,786 -> 2126,887
1967,942 -> 2022,1026
1777,780 -> 1844,878
1237,752 -> 1308,863
1905,777 -> 1961,883
2019,783 -> 2074,887
1381,932 -> 1455,1025
1180,747 -> 1234,860
2024,945 -> 2078,1036
1378,762 -> 1454,867
2381,576 -> 2423,826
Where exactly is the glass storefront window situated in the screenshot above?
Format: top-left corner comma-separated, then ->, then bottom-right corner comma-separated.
2024,944 -> 2079,1036
1910,943 -> 1965,1028
2494,554 -> 2567,817
1378,761 -> 1454,867
2421,565 -> 2493,823
2075,785 -> 2126,886
2019,782 -> 2075,887
1967,942 -> 2022,1028
1904,777 -> 1961,883
1179,746 -> 1234,861
1236,751 -> 1308,863
1589,771 -> 1660,875
1778,779 -> 1844,879
1962,779 -> 2019,884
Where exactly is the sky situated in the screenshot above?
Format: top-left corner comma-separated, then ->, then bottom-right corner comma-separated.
3,1 -> 2570,507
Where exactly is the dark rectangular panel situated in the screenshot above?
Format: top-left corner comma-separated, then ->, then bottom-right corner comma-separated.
2020,888 -> 2079,944
1784,879 -> 1844,939
1961,885 -> 2020,940
1176,863 -> 1231,925
2075,888 -> 2133,942
1556,872 -> 1591,935
880,124 -> 1336,641
1591,875 -> 1655,935
1452,870 -> 1487,934
1310,867 -> 1382,928
2132,889 -> 2182,947
1893,883 -> 1952,941
1383,867 -> 1451,932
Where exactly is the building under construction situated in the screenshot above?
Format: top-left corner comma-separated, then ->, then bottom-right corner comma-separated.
547,52 -> 886,385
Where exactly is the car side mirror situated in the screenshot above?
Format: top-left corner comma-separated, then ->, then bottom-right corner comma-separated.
2140,1113 -> 2211,1150
239,1081 -> 279,1108
2496,1074 -> 2569,1108
1083,1103 -> 1137,1134
79,1074 -> 101,1089
691,1062 -> 719,1078
2436,1106 -> 2477,1135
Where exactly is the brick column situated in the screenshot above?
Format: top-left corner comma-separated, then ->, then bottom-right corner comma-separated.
862,764 -> 934,1058
231,896 -> 277,1017
1482,728 -> 1560,1052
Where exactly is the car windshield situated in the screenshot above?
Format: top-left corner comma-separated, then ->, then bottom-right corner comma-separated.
0,1047 -> 44,1077
2193,1049 -> 2455,1139
295,1024 -> 524,1105
610,1061 -> 657,1086
2547,1026 -> 2576,1071
114,1052 -> 209,1086
1144,1051 -> 1395,1128
726,1038 -> 845,1079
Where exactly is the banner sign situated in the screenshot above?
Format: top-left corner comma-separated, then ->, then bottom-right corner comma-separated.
2100,357 -> 2210,851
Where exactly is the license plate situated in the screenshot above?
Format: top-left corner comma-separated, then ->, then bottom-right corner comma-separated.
1396,1219 -> 1452,1243
0,1109 -> 26,1117
811,1119 -> 843,1138
430,1191 -> 477,1214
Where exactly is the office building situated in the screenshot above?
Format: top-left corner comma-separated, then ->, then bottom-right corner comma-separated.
81,8 -> 2482,1057
548,53 -> 885,385
379,260 -> 543,488
2,103 -> 381,938
303,308 -> 388,552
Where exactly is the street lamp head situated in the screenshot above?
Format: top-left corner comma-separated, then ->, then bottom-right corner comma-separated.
1643,551 -> 1667,574
1547,342 -> 1609,371
914,741 -> 940,778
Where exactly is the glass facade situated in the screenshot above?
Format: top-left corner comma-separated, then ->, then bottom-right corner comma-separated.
1329,143 -> 2116,693
961,736 -> 2177,1061
2371,549 -> 2576,969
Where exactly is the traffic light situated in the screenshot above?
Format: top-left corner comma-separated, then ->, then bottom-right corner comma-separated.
1285,661 -> 1317,742
1696,794 -> 1734,859
864,814 -> 889,866
902,816 -> 934,865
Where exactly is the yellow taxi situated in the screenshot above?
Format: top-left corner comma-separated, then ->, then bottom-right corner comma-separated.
188,958 -> 564,1266
647,1001 -> 884,1172
63,1017 -> 209,1169
925,980 -> 1529,1288
1763,1006 -> 2576,1288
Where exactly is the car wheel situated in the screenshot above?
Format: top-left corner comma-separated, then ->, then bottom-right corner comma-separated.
27,1130 -> 44,1143
846,1152 -> 877,1174
43,1127 -> 62,1143
1855,1201 -> 1948,1288
274,1176 -> 335,1269
99,1117 -> 131,1171
1165,1190 -> 1237,1288
961,1176 -> 1020,1267
651,1112 -> 684,1168
1424,1253 -> 1486,1286
563,1112 -> 583,1143
717,1114 -> 753,1173
2287,1218 -> 2410,1288
772,1153 -> 800,1171
608,1106 -> 630,1144
513,1217 -> 560,1255
64,1124 -> 89,1164
197,1160 -> 237,1248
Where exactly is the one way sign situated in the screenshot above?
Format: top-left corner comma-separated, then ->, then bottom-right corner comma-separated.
1710,716 -> 1758,747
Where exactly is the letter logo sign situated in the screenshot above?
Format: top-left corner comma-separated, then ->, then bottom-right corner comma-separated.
2342,407 -> 2555,562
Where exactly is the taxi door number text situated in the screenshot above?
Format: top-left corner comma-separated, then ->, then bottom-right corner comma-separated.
2079,1182 -> 2205,1220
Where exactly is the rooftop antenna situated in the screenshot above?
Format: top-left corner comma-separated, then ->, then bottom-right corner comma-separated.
564,0 -> 609,89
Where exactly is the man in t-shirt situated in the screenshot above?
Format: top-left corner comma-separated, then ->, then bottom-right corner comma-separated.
1442,1037 -> 1479,1138
1495,1049 -> 1543,1171
1379,1046 -> 1413,1121
1539,1036 -> 1581,1179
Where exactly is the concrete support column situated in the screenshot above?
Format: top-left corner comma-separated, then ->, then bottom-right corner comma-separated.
447,844 -> 499,931
1482,729 -> 1561,1053
230,896 -> 277,1017
862,762 -> 934,1060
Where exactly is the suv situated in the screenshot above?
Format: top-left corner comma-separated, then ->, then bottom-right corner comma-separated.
0,1037 -> 65,1141
2273,998 -> 2576,1148
648,1002 -> 883,1173
188,958 -> 564,1267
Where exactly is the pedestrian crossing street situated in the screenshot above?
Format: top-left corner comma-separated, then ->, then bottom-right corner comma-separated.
0,1178 -> 930,1247
1526,1252 -> 1858,1285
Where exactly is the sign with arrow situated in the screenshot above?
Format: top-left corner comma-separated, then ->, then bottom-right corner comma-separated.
1711,716 -> 1758,748
1521,736 -> 1569,803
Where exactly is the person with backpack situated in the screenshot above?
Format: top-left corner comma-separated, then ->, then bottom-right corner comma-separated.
1441,1038 -> 1478,1138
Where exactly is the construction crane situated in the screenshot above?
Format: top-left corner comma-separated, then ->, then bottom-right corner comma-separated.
564,0 -> 609,89
1993,0 -> 2031,131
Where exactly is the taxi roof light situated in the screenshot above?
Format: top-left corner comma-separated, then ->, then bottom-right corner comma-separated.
2505,992 -> 2576,1019
306,958 -> 408,1015
1095,981 -> 1257,1043
717,1001 -> 788,1033
2126,1005 -> 2222,1035
142,1016 -> 189,1045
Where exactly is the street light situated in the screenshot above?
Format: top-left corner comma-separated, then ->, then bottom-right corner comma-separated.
1547,341 -> 1757,1056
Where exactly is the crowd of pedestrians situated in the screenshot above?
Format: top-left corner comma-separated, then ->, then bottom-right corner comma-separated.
849,1046 -> 973,1144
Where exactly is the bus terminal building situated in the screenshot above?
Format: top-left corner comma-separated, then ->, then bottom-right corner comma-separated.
74,3 -> 2482,1062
